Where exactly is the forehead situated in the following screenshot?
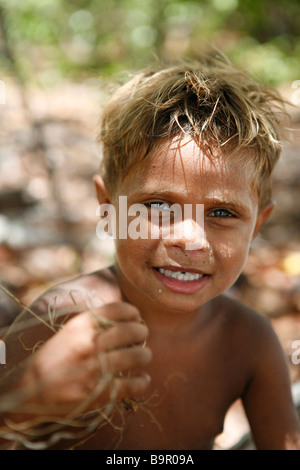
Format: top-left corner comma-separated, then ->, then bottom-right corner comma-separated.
120,137 -> 257,202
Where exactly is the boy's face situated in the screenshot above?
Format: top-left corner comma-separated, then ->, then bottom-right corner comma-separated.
96,137 -> 273,315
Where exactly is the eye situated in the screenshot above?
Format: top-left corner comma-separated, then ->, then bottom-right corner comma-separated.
209,208 -> 234,218
146,201 -> 172,211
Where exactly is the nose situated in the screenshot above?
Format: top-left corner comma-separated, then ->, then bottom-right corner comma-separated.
164,216 -> 208,252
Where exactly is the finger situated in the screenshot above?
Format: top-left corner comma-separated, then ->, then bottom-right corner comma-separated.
91,373 -> 151,409
102,346 -> 152,375
114,374 -> 151,401
92,302 -> 142,325
96,322 -> 148,352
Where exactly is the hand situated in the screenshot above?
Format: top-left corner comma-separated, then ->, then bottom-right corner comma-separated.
12,302 -> 151,421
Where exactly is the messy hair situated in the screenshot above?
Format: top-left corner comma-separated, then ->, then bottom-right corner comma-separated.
98,55 -> 287,209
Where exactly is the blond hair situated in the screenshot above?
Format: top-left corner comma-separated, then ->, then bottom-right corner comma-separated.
98,55 -> 287,209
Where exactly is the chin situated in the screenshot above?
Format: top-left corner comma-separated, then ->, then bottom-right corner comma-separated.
149,288 -> 210,313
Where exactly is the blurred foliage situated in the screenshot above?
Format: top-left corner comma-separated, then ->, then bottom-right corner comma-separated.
0,0 -> 300,86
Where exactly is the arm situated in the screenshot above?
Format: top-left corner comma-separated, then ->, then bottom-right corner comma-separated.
242,317 -> 300,450
0,301 -> 151,449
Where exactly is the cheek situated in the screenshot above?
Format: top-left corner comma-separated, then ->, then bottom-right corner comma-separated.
114,238 -> 155,269
114,239 -> 160,292
214,235 -> 252,275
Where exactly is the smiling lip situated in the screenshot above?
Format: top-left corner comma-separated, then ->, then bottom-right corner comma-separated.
153,266 -> 209,294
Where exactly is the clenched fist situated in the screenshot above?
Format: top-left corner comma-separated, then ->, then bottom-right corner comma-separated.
12,302 -> 151,421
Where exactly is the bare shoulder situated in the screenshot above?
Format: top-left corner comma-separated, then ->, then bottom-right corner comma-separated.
30,266 -> 122,316
209,293 -> 282,363
3,267 -> 122,370
212,293 -> 276,337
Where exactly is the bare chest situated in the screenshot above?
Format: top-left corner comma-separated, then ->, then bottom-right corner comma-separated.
72,345 -> 245,450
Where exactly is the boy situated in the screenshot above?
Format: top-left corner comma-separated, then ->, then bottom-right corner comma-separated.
1,56 -> 300,450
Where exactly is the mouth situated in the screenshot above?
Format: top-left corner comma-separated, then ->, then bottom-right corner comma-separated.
153,266 -> 209,294
156,267 -> 206,282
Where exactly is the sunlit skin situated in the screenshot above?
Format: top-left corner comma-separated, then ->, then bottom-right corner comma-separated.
2,137 -> 300,450
105,137 -> 271,330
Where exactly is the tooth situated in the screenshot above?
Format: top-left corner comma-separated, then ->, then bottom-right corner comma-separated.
158,268 -> 205,281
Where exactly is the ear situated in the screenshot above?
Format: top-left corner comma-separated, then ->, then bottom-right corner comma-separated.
252,200 -> 275,239
93,175 -> 111,204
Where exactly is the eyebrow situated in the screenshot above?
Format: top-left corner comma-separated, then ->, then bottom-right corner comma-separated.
129,189 -> 189,201
129,189 -> 252,212
203,196 -> 253,215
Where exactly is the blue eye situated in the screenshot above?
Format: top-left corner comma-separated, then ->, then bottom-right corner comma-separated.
209,209 -> 233,218
147,201 -> 171,211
